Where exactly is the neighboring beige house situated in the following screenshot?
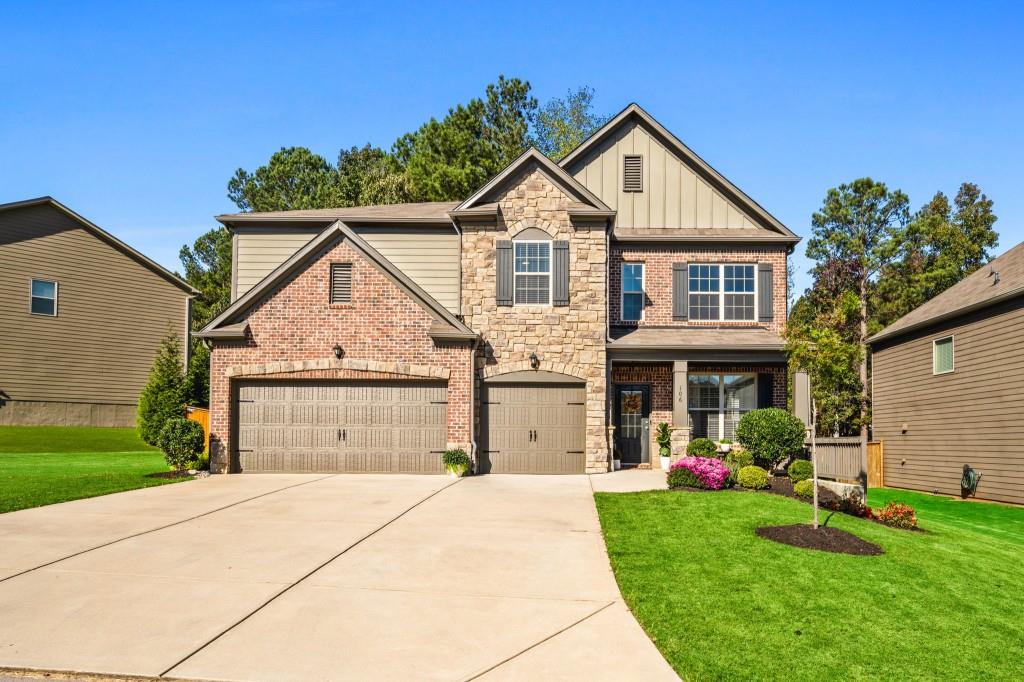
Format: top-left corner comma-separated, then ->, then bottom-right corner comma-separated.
869,242 -> 1024,505
0,197 -> 197,427
197,103 -> 800,475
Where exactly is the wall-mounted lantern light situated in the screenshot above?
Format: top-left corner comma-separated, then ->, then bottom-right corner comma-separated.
529,351 -> 540,370
333,343 -> 344,359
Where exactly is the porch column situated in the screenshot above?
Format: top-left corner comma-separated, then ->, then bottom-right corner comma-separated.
671,360 -> 690,457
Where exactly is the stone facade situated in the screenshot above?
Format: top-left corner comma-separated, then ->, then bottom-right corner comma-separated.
610,244 -> 788,332
207,235 -> 473,473
460,168 -> 610,473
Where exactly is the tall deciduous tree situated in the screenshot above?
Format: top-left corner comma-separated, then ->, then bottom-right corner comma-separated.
336,144 -> 410,206
805,178 -> 910,441
228,146 -> 343,212
531,86 -> 609,161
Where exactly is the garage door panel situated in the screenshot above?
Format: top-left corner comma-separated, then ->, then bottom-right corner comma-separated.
235,380 -> 446,473
483,383 -> 586,474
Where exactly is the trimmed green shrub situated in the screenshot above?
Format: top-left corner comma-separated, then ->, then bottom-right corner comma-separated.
686,437 -> 717,458
737,465 -> 769,490
793,479 -> 815,498
736,408 -> 806,472
725,449 -> 753,470
667,466 -> 702,489
137,333 -> 187,445
787,459 -> 814,484
157,418 -> 205,472
443,448 -> 471,475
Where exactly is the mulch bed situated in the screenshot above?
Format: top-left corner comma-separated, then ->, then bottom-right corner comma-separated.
146,471 -> 195,479
756,524 -> 884,555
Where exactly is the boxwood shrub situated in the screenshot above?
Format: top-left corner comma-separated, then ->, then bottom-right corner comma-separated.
736,465 -> 769,490
157,418 -> 205,472
787,459 -> 814,483
725,449 -> 753,470
686,437 -> 718,458
793,479 -> 815,498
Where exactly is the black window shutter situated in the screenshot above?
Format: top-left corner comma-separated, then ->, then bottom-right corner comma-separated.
758,263 -> 773,322
672,262 -> 688,320
757,373 -> 775,409
496,240 -> 513,306
553,240 -> 569,306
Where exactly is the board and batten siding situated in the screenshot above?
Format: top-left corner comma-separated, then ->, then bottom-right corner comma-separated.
871,299 -> 1024,505
233,226 -> 460,312
566,119 -> 762,231
0,203 -> 191,420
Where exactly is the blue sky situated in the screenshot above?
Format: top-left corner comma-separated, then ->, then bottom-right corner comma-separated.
2,1 -> 1021,295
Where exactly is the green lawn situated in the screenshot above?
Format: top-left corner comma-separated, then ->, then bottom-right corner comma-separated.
0,426 -> 185,513
595,487 -> 1024,681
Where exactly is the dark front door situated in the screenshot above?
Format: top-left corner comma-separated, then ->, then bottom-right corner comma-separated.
615,384 -> 650,465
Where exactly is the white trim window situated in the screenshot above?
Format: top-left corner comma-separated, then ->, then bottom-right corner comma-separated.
30,278 -> 58,316
688,264 -> 756,321
514,241 -> 551,305
621,262 -> 644,321
687,373 -> 757,440
933,336 -> 954,374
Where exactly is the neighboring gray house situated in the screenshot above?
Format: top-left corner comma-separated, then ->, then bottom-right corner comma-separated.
869,242 -> 1024,505
0,197 -> 197,427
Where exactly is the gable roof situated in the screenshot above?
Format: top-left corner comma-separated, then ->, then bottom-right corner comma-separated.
195,220 -> 476,341
451,147 -> 612,218
0,196 -> 198,295
559,103 -> 799,242
217,201 -> 459,226
869,241 -> 1024,344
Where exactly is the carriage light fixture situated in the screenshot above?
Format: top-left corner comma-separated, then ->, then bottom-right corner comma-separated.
332,343 -> 344,359
529,351 -> 540,370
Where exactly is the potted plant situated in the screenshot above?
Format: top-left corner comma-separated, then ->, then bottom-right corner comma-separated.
718,438 -> 733,454
655,422 -> 672,471
442,448 -> 471,478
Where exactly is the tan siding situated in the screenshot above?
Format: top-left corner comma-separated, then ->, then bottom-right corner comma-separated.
232,226 -> 459,312
0,204 -> 190,406
871,302 -> 1024,505
569,119 -> 762,231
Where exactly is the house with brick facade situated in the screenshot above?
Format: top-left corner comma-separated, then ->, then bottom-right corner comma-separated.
196,104 -> 800,474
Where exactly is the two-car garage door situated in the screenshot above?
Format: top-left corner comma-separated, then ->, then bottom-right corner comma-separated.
235,380 -> 447,473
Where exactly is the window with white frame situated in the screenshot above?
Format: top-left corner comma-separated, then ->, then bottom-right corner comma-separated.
687,373 -> 756,440
621,262 -> 644,321
514,241 -> 551,305
30,279 -> 58,316
933,336 -> 954,374
688,264 -> 756,321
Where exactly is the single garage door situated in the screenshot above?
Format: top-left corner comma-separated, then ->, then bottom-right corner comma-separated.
481,382 -> 586,474
235,380 -> 447,473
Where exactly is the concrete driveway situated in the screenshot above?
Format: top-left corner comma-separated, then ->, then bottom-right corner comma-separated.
0,474 -> 676,681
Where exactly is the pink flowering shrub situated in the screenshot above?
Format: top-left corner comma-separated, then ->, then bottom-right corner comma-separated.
667,456 -> 731,490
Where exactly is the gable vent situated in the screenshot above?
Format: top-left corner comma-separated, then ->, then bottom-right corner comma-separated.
623,155 -> 643,192
330,262 -> 352,303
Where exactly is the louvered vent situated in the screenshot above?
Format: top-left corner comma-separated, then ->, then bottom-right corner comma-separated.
330,262 -> 352,303
623,154 -> 643,192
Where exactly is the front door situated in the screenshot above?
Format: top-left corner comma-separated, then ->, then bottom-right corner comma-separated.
615,384 -> 650,465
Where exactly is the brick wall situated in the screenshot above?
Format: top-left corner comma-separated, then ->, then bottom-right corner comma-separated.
207,236 -> 473,473
461,167 -> 610,473
610,244 -> 788,333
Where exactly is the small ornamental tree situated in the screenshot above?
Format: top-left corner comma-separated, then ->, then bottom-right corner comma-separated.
137,333 -> 187,445
157,418 -> 205,472
735,408 -> 806,473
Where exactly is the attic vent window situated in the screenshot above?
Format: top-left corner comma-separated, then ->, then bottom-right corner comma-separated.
330,262 -> 352,304
623,155 -> 643,192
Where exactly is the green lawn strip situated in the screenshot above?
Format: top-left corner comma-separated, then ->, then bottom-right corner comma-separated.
869,486 -> 1024,545
595,489 -> 1024,681
0,425 -> 158,454
0,451 -> 183,513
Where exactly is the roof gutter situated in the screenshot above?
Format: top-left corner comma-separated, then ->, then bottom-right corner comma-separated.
868,285 -> 1024,345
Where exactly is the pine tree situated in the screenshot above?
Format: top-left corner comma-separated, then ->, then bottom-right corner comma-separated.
137,333 -> 187,445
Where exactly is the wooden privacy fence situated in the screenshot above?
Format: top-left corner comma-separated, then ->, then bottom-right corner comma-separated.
810,438 -> 885,489
185,406 -> 210,453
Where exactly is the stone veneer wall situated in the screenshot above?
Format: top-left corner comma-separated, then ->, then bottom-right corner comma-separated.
610,244 -> 788,333
207,236 -> 473,473
460,168 -> 609,473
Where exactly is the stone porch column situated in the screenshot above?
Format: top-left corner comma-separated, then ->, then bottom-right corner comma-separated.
671,360 -> 690,459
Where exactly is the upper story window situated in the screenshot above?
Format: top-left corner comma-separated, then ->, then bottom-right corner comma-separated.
621,262 -> 644,321
330,263 -> 352,304
514,241 -> 551,305
688,264 -> 755,321
30,279 -> 58,316
933,336 -> 954,374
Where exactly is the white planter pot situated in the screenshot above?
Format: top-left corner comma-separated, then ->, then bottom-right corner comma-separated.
660,456 -> 671,471
613,459 -> 622,471
718,444 -> 732,454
